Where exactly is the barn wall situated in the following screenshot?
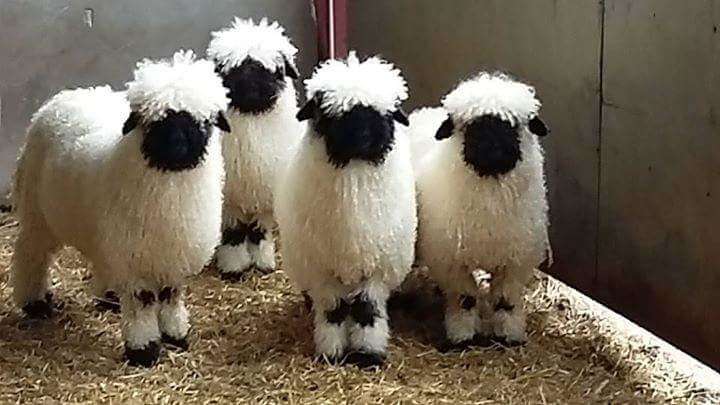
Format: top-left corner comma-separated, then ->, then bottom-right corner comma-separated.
349,0 -> 720,368
0,0 -> 317,197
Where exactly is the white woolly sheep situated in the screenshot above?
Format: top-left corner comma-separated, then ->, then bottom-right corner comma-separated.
274,52 -> 416,368
11,50 -> 229,367
206,17 -> 305,280
410,72 -> 551,349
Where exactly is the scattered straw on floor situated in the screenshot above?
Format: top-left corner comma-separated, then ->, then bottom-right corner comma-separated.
0,213 -> 717,403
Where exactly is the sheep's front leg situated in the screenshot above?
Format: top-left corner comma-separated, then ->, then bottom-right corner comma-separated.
346,284 -> 390,368
489,267 -> 530,346
158,286 -> 190,351
121,289 -> 161,367
443,291 -> 481,349
246,217 -> 276,274
216,220 -> 252,282
311,291 -> 349,364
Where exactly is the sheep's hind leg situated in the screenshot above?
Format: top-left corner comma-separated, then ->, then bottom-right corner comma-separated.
346,284 -> 390,368
311,290 -> 350,364
11,220 -> 60,319
121,289 -> 162,367
158,286 -> 190,351
215,220 -> 252,282
246,218 -> 276,274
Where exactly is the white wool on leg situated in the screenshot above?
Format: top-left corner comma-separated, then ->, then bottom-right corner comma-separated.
249,237 -> 276,271
11,223 -> 58,305
490,268 -> 530,343
215,242 -> 252,274
311,291 -> 348,360
121,292 -> 161,350
158,289 -> 190,341
444,291 -> 479,344
348,283 -> 390,354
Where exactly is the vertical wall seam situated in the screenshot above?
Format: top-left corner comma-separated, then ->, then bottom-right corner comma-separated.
594,0 -> 606,287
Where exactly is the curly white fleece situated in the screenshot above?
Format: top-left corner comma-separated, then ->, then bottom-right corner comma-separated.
443,72 -> 540,127
304,51 -> 408,116
207,17 -> 298,73
126,50 -> 229,124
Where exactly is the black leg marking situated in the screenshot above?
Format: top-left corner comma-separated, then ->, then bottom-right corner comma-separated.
95,290 -> 121,313
124,341 -> 161,367
135,290 -> 156,307
325,299 -> 350,325
302,291 -> 313,312
158,287 -> 177,303
350,297 -> 378,327
343,351 -> 386,369
246,221 -> 265,245
459,295 -> 476,310
22,292 -> 59,319
221,225 -> 247,246
162,333 -> 189,351
494,296 -> 515,312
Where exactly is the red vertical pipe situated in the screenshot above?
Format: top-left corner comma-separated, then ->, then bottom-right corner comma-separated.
313,0 -> 348,61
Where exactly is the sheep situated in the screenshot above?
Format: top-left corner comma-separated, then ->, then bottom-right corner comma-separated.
206,17 -> 305,281
274,52 -> 416,368
410,72 -> 551,349
10,50 -> 230,367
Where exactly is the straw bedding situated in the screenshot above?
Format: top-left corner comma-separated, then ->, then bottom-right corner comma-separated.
0,214 -> 717,403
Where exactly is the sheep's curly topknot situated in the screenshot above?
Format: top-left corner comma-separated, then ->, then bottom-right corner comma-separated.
207,17 -> 298,73
305,51 -> 408,116
126,50 -> 229,123
442,72 -> 540,126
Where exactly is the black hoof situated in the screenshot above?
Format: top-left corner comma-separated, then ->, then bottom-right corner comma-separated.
124,341 -> 161,367
22,292 -> 60,319
161,333 -> 189,351
343,351 -> 386,369
438,339 -> 474,353
94,290 -> 121,313
254,266 -> 275,275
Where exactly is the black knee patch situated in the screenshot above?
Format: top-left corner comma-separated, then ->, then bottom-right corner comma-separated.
246,221 -> 265,245
221,225 -> 246,246
459,295 -> 476,310
325,299 -> 350,324
350,297 -> 378,327
158,287 -> 177,303
494,296 -> 514,312
135,290 -> 156,307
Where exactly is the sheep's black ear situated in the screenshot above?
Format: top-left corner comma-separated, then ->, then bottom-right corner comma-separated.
435,116 -> 455,140
283,56 -> 299,80
122,111 -> 141,135
296,98 -> 317,121
392,107 -> 409,126
214,111 -> 231,132
528,116 -> 549,137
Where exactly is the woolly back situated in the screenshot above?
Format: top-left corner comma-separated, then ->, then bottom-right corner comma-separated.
304,51 -> 408,116
125,50 -> 229,124
207,17 -> 298,73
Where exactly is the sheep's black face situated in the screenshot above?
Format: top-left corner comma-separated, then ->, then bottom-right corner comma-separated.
462,115 -> 522,178
314,105 -> 397,169
140,111 -> 213,172
220,59 -> 288,115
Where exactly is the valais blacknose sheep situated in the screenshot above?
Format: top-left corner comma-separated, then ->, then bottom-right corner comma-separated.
275,52 -> 416,368
11,50 -> 229,367
410,72 -> 551,349
207,18 -> 305,280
